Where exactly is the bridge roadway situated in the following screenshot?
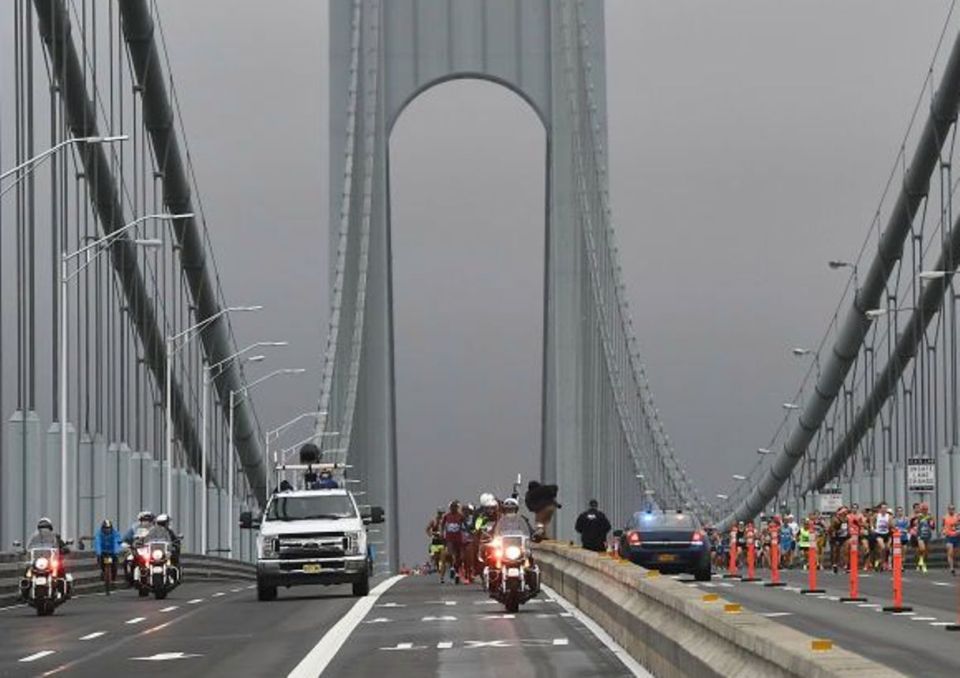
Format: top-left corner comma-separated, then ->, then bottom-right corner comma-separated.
0,575 -> 646,677
680,567 -> 960,677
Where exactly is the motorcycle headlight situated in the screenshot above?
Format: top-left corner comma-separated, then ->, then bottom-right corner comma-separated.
34,557 -> 49,571
504,545 -> 522,561
151,549 -> 165,562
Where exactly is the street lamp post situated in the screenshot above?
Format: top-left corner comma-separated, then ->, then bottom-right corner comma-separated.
165,306 -> 262,518
58,213 -> 181,537
227,369 -> 306,557
199,341 -> 287,553
1,135 -> 127,197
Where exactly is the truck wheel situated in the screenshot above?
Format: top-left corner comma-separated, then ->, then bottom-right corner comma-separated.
257,582 -> 278,601
352,574 -> 370,597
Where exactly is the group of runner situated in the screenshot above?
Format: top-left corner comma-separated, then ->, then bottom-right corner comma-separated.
425,495 -> 500,584
710,502 -> 959,575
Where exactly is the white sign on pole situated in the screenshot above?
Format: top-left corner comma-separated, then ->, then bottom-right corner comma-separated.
818,488 -> 843,514
907,457 -> 936,492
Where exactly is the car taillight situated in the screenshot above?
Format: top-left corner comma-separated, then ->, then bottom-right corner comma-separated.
691,531 -> 703,545
627,531 -> 642,546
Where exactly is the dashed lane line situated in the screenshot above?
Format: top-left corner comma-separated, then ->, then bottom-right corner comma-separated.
126,617 -> 146,625
910,616 -> 938,621
552,638 -> 569,646
930,621 -> 954,626
437,642 -> 453,649
160,606 -> 179,612
19,651 -> 55,663
212,592 -> 225,597
187,598 -> 203,604
79,632 -> 106,641
287,575 -> 405,678
760,612 -> 792,618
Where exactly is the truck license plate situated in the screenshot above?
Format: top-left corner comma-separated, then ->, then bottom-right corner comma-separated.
657,554 -> 676,563
302,563 -> 322,574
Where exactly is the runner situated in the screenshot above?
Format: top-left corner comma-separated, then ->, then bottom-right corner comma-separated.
460,503 -> 477,583
942,504 -> 958,576
797,518 -> 812,570
872,502 -> 892,572
425,507 -> 445,578
441,500 -> 465,584
830,507 -> 849,573
915,503 -> 935,574
893,505 -> 910,568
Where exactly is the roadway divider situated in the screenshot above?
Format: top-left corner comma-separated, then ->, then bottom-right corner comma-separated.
742,523 -> 760,583
0,551 -> 255,606
765,523 -> 785,588
535,541 -> 904,678
840,534 -> 867,603
724,527 -> 740,579
800,524 -> 824,594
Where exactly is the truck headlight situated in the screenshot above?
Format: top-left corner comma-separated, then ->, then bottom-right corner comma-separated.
258,535 -> 278,558
345,531 -> 363,556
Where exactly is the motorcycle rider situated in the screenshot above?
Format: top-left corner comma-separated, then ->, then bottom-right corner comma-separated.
21,517 -> 72,600
123,511 -> 155,583
490,497 -> 541,596
94,519 -> 122,592
153,514 -> 181,567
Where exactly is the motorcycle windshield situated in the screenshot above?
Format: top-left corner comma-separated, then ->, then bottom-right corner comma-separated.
495,515 -> 531,537
26,531 -> 57,549
144,526 -> 171,543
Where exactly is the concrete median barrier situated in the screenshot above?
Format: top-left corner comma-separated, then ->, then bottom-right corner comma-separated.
0,551 -> 254,606
535,542 -> 904,678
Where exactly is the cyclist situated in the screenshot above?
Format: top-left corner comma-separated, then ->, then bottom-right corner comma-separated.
94,519 -> 122,593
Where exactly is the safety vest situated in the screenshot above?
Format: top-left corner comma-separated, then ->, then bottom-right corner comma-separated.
797,527 -> 811,549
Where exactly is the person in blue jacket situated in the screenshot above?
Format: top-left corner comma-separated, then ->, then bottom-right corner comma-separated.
94,519 -> 122,591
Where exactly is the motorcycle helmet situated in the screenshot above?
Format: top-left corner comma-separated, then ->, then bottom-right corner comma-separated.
37,517 -> 53,531
502,498 -> 519,514
138,510 -> 155,523
156,514 -> 170,527
479,492 -> 497,509
101,519 -> 113,530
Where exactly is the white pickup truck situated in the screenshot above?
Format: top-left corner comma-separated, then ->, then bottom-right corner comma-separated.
251,487 -> 384,601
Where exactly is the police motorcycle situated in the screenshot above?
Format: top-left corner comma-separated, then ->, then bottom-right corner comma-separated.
483,497 -> 541,613
15,525 -> 74,616
123,524 -> 152,595
136,524 -> 180,600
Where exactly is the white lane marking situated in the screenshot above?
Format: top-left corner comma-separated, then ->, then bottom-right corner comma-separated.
187,598 -> 203,605
464,640 -> 512,648
930,621 -> 954,626
444,600 -> 456,606
0,603 -> 26,612
700,582 -> 716,588
717,583 -> 734,588
126,617 -> 146,625
760,612 -> 792,618
892,611 -> 915,616
535,613 -> 558,619
131,652 -> 202,661
377,602 -> 405,608
483,614 -> 515,620
19,651 -> 55,663
422,615 -> 457,622
437,642 -> 453,650
783,586 -> 801,593
552,638 -> 569,646
911,616 -> 938,621
79,631 -> 107,641
212,592 -> 225,597
933,582 -> 953,587
246,585 -> 255,590
364,617 -> 392,624
231,588 -> 242,593
542,584 -> 650,677
473,600 -> 498,605
287,575 -> 404,678
381,642 -> 425,651
858,604 -> 881,609
825,596 -> 840,601
160,606 -> 179,613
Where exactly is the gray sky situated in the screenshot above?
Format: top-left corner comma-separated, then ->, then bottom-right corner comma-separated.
154,0 -> 955,564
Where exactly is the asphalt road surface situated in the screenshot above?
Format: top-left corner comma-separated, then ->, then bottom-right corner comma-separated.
680,566 -> 960,677
0,575 -> 646,677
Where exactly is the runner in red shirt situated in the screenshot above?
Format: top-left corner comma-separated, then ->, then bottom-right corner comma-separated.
440,501 -> 464,584
942,504 -> 959,576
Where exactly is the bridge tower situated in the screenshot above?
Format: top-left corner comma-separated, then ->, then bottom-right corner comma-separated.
321,0 -> 694,572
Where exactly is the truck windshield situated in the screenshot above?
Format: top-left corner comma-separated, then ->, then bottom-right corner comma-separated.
265,495 -> 357,521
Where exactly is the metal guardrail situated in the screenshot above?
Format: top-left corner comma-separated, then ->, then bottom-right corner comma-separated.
0,551 -> 255,606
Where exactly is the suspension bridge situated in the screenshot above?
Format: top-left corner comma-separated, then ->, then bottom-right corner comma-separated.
1,1 -> 960,676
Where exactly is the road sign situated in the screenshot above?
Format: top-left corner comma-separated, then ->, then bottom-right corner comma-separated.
907,457 -> 936,492
818,488 -> 843,514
